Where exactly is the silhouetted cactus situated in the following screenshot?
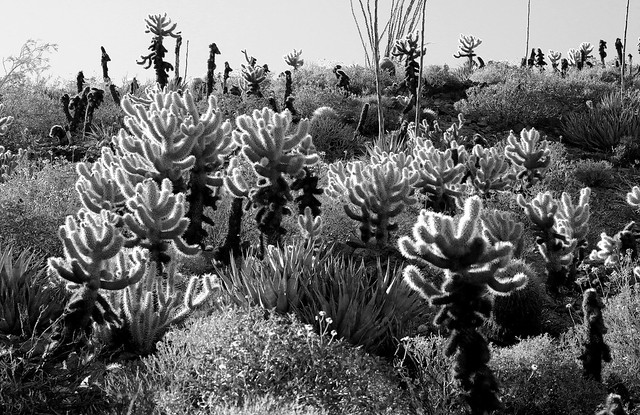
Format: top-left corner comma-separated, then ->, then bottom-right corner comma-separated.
453,33 -> 483,69
206,43 -> 221,97
284,49 -> 304,70
549,50 -> 562,72
600,40 -> 608,67
333,65 -> 351,94
616,38 -> 624,68
137,14 -> 181,88
399,196 -> 527,415
223,62 -> 232,94
579,288 -> 611,382
535,48 -> 547,69
392,32 -> 424,114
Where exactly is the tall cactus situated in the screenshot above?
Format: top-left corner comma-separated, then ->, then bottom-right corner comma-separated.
225,108 -> 319,251
399,196 -> 526,415
453,34 -> 483,69
137,14 -> 181,88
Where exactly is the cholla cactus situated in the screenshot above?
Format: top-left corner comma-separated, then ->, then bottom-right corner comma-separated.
297,206 -> 323,247
399,196 -> 526,415
556,187 -> 591,260
411,138 -> 467,212
589,224 -> 637,267
114,263 -> 217,355
137,14 -> 181,88
517,191 -> 581,293
579,42 -> 594,69
284,49 -> 304,70
225,108 -> 319,250
505,128 -> 550,187
328,151 -> 417,247
453,34 -> 482,69
549,50 -> 562,71
48,209 -> 148,342
241,64 -> 266,97
567,48 -> 583,68
482,209 -> 525,258
579,289 -> 611,381
0,145 -> 25,184
392,32 -> 424,113
123,178 -> 200,266
0,104 -> 14,136
465,144 -> 516,196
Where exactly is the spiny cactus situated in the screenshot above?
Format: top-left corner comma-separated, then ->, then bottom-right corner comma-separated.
517,191 -> 583,293
556,187 -> 591,263
0,104 -> 14,136
399,196 -> 526,415
579,288 -> 611,382
589,222 -> 637,267
241,63 -> 266,98
327,151 -> 417,247
567,48 -> 583,68
123,178 -> 200,267
48,209 -> 148,343
297,206 -> 323,247
0,145 -> 25,184
112,262 -> 217,355
392,32 -> 424,114
411,138 -> 467,213
549,50 -> 562,72
504,128 -> 550,187
453,34 -> 483,69
137,13 -> 181,88
465,144 -> 516,196
284,49 -> 304,70
481,209 -> 525,258
579,42 -> 594,69
206,43 -> 221,97
225,108 -> 319,251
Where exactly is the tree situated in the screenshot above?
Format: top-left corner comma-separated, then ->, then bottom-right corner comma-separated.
0,39 -> 58,91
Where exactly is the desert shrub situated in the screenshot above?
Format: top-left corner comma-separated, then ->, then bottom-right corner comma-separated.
422,64 -> 469,93
561,90 -> 640,153
469,61 -> 520,85
142,306 -> 411,414
0,158 -> 80,256
456,68 -> 615,133
294,84 -> 363,121
571,159 -> 614,188
491,334 -> 607,415
604,284 -> 640,395
309,109 -> 362,162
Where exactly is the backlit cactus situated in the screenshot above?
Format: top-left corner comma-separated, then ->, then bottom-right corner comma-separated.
453,33 -> 483,68
284,49 -> 304,70
48,209 -> 148,342
505,128 -> 550,187
327,151 -> 417,247
411,138 -> 467,212
392,32 -> 424,114
123,178 -> 200,266
114,263 -> 217,355
465,144 -> 516,196
241,64 -> 266,97
399,196 -> 526,415
225,108 -> 319,250
481,209 -> 525,258
549,50 -> 562,71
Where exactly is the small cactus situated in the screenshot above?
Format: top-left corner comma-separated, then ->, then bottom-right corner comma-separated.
283,49 -> 304,70
505,128 -> 550,187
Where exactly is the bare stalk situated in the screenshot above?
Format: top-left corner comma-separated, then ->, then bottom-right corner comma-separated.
414,0 -> 427,137
622,0 -> 630,93
525,0 -> 531,63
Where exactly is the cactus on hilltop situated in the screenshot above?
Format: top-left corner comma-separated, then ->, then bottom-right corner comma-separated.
225,108 -> 319,252
399,196 -> 526,415
599,40 -> 608,67
579,42 -> 594,69
284,49 -> 304,70
327,151 -> 417,247
505,128 -> 550,187
47,209 -> 148,344
549,50 -> 562,72
579,289 -> 611,382
567,48 -> 583,69
206,43 -> 221,97
137,14 -> 181,88
454,34 -> 483,69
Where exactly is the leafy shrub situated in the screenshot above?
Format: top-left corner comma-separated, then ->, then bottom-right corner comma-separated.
456,67 -> 615,133
561,90 -> 640,153
142,306 -> 412,414
309,109 -> 362,162
491,334 -> 606,415
422,64 -> 469,93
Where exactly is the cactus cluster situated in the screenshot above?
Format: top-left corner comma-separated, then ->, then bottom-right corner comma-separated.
505,128 -> 551,187
464,144 -> 516,196
399,196 -> 527,414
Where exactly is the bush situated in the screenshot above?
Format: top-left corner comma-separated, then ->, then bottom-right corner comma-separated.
456,67 -> 615,133
571,159 -> 614,188
561,90 -> 640,153
308,109 -> 362,162
142,306 -> 412,414
0,158 -> 80,257
491,334 -> 606,415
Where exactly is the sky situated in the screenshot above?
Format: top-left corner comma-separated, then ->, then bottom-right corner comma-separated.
1,0 -> 638,85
